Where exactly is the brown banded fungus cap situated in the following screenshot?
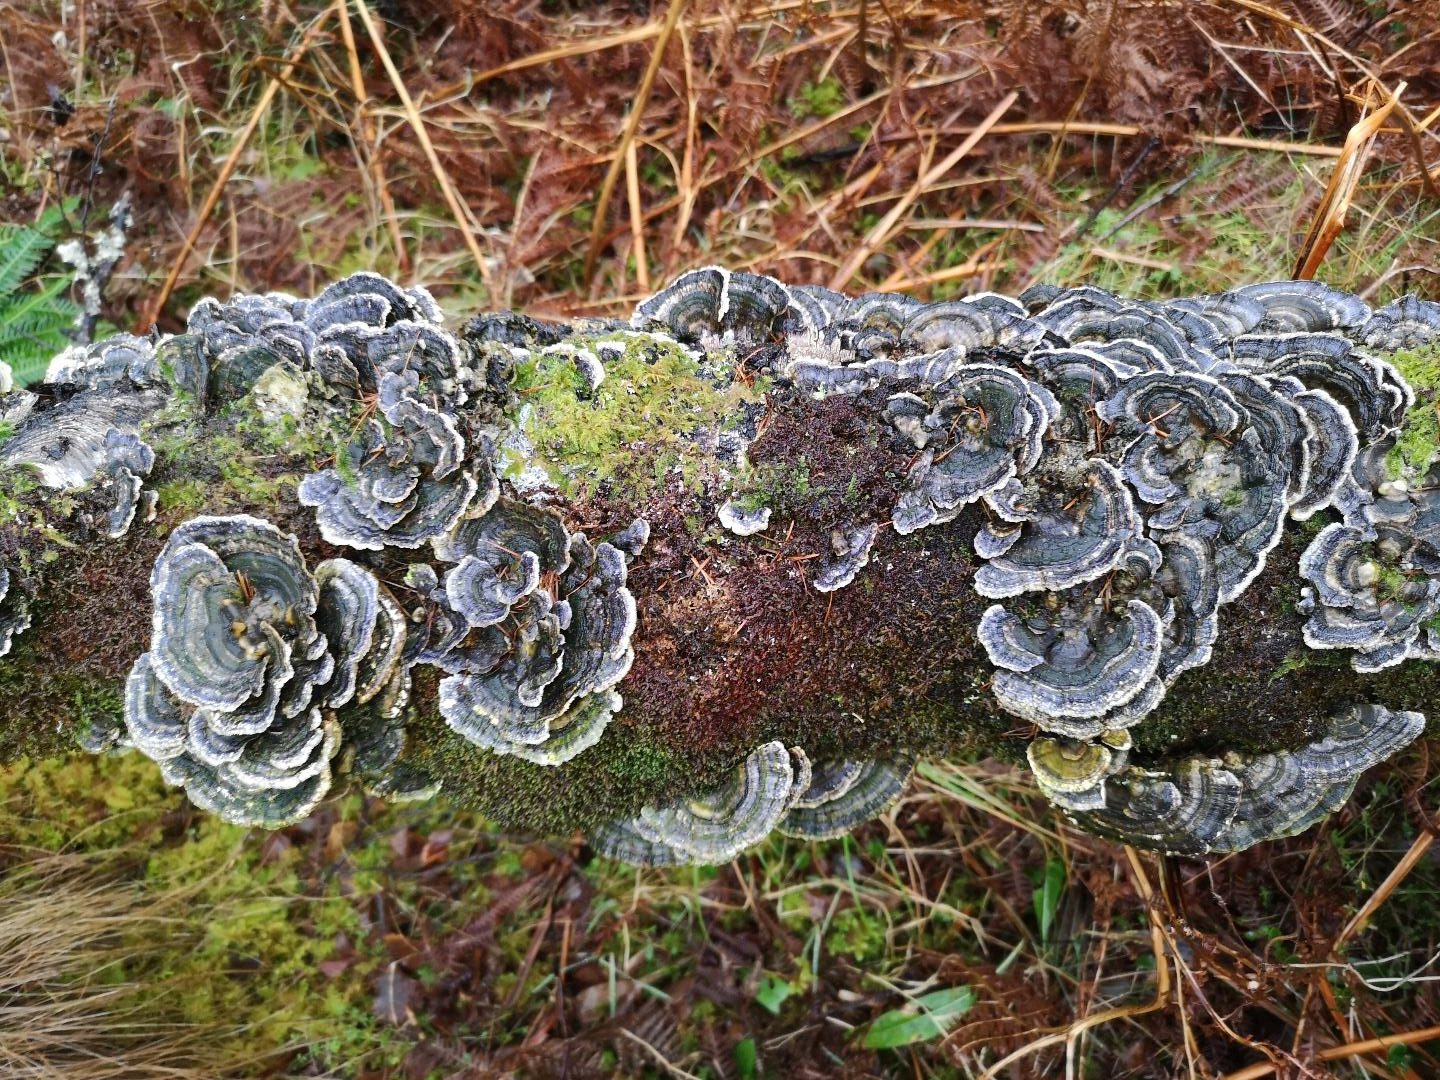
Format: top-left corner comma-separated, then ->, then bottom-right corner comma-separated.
718,500 -> 772,536
1034,296 -> 1213,369
1159,292 -> 1267,339
311,566 -> 433,798
1357,295 -> 1440,351
632,266 -> 795,345
98,429 -> 156,539
179,271 -> 450,406
1072,704 -> 1423,855
813,523 -> 881,594
1283,381 -> 1360,522
978,594 -> 1165,736
1070,757 -> 1245,856
1230,280 -> 1372,333
121,515 -> 405,827
972,459 -> 1142,598
1097,370 -> 1297,603
590,741 -> 803,866
591,745 -> 917,864
1026,734 -> 1130,812
898,297 -> 1052,354
1219,704 -> 1424,850
45,333 -> 162,388
1229,334 -> 1410,447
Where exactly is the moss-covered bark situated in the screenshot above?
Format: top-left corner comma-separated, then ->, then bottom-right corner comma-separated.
3,360 -> 1433,836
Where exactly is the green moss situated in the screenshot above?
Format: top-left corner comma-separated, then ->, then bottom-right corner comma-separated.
826,906 -> 889,963
0,465 -> 41,520
1389,343 -> 1440,392
144,397 -> 338,518
1268,651 -> 1313,684
1384,344 -> 1440,480
211,433 -> 299,503
788,77 -> 846,120
0,637 -> 125,761
1377,564 -> 1419,607
402,669 -> 693,833
154,476 -> 209,513
509,332 -> 766,501
727,458 -> 816,515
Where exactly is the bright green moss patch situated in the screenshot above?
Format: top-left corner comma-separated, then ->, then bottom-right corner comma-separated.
1387,343 -> 1440,393
0,466 -> 42,521
1385,344 -> 1440,479
154,475 -> 209,513
506,331 -> 767,501
142,374 -> 349,518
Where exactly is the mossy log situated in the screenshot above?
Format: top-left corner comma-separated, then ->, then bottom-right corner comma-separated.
1,272 -> 1437,859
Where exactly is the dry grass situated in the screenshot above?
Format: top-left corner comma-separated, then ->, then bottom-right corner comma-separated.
0,849 -> 252,1079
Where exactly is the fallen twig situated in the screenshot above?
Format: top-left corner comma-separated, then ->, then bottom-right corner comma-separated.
352,0 -> 494,297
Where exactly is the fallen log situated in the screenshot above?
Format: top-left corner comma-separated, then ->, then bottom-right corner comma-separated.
2,270 -> 1436,863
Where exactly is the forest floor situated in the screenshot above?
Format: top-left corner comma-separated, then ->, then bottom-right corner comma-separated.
2,1 -> 1440,1077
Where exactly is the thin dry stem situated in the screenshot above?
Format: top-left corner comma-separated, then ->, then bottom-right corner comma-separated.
582,0 -> 688,285
828,90 -> 1018,289
138,3 -> 338,330
352,0 -> 494,297
1294,79 -> 1403,279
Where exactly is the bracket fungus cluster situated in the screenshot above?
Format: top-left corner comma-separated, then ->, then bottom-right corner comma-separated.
3,333 -> 165,496
1,269 -> 1436,860
428,497 -> 641,766
629,269 -> 1437,855
1073,703 -> 1425,855
590,742 -> 915,866
122,516 -> 351,826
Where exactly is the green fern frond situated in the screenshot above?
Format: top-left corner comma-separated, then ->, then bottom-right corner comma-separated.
0,205 -> 68,296
0,204 -> 80,386
0,225 -> 56,298
0,278 -> 80,384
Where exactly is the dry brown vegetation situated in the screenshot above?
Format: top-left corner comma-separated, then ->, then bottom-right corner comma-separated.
3,0 -> 1440,1077
2,0 -> 1439,322
0,848 -> 255,1078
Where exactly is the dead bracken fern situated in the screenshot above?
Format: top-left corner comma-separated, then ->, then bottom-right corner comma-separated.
3,0 -> 1437,325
